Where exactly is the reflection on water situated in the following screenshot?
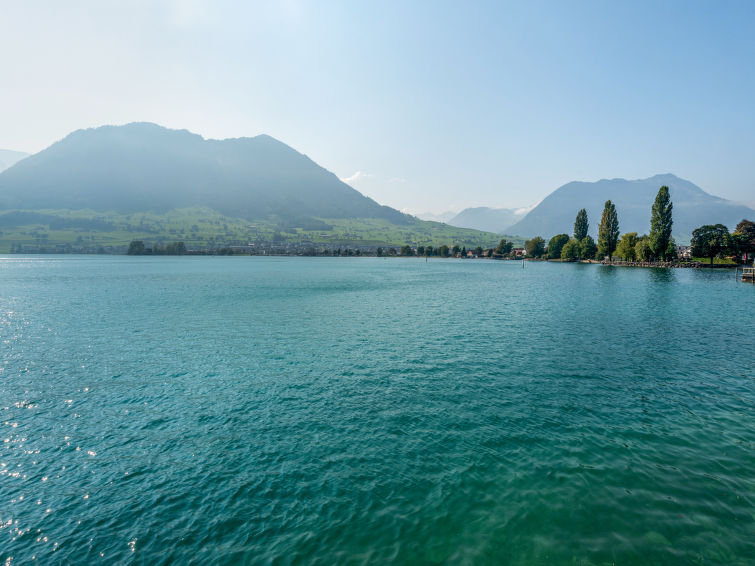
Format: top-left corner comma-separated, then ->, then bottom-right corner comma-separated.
596,264 -> 618,279
648,267 -> 676,283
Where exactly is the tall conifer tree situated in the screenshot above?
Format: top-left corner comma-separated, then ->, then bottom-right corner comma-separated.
597,200 -> 620,260
574,209 -> 588,240
649,186 -> 673,260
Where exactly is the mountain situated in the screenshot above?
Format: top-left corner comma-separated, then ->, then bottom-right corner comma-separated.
448,206 -> 528,233
413,210 -> 457,223
506,174 -> 755,242
0,149 -> 29,173
0,122 -> 408,224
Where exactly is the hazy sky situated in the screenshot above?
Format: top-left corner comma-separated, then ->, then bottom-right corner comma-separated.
1,0 -> 754,213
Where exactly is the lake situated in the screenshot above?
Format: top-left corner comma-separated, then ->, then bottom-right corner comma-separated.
1,256 -> 753,565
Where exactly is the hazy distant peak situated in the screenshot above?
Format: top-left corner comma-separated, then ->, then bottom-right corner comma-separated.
648,173 -> 682,182
0,149 -> 30,173
447,205 -> 529,233
250,133 -> 281,143
412,210 -> 458,223
506,173 -> 755,241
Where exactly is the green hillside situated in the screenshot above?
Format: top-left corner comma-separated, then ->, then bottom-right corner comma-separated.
0,207 -> 508,254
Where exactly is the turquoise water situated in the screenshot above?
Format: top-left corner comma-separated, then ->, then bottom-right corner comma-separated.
1,256 -> 753,565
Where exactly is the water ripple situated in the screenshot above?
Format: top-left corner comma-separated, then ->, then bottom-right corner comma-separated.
0,257 -> 753,565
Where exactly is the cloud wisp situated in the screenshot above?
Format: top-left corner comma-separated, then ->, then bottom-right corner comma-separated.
339,171 -> 369,184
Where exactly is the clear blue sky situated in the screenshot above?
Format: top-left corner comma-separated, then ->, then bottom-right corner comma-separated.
1,0 -> 753,213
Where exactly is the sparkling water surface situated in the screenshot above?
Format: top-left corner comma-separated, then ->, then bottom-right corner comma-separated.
1,256 -> 753,565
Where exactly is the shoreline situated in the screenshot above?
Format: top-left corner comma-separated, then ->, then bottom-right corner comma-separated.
597,259 -> 737,269
0,251 -> 748,269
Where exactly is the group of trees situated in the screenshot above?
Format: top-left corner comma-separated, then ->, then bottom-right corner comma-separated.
334,247 -> 365,256
691,220 -> 755,264
551,206 -> 600,261
127,240 -> 187,255
524,237 -> 545,258
613,186 -> 674,261
549,186 -> 676,262
612,232 -> 666,262
539,185 -> 753,265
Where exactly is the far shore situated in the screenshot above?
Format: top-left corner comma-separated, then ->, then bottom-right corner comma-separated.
596,259 -> 736,269
2,251 -> 749,269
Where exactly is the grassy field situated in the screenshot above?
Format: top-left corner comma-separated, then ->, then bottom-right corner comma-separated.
691,256 -> 737,265
0,207 -> 515,253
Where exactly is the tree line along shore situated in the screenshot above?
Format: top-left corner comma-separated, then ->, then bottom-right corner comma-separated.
532,186 -> 754,266
124,186 -> 755,266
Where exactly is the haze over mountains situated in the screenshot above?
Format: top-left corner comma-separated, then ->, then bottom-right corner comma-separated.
447,207 -> 529,234
415,176 -> 751,242
0,149 -> 29,173
506,174 -> 754,242
413,211 -> 457,224
1,124 -> 751,248
0,123 -> 409,225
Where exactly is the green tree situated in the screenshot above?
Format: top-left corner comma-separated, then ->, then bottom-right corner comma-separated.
165,241 -> 186,255
574,209 -> 589,241
127,240 -> 146,255
580,235 -> 597,260
417,245 -> 425,256
438,245 -> 450,257
635,236 -> 653,262
561,238 -> 580,261
495,238 -> 513,255
615,232 -> 638,261
733,219 -> 755,262
524,236 -> 545,258
400,245 -> 413,256
596,200 -> 620,260
452,245 -> 461,255
691,224 -> 731,265
649,185 -> 673,260
474,246 -> 483,257
664,238 -> 677,261
425,245 -> 433,257
376,246 -> 383,257
547,234 -> 569,259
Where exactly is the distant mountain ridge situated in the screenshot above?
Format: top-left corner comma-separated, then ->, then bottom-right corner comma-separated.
0,149 -> 29,173
413,210 -> 457,223
448,206 -> 528,233
506,174 -> 754,242
0,122 -> 409,225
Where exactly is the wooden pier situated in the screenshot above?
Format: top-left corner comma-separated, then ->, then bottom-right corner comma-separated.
741,267 -> 755,282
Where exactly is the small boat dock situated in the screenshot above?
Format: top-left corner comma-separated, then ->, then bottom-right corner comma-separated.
741,267 -> 755,282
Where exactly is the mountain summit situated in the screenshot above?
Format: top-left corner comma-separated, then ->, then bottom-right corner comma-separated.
0,122 -> 408,224
506,174 -> 753,241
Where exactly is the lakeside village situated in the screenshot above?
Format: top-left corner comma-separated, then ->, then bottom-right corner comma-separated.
124,186 -> 755,268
